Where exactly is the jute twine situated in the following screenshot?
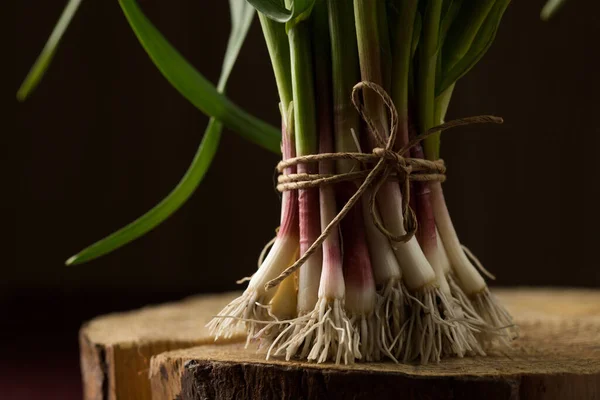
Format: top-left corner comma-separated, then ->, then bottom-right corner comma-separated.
265,81 -> 503,291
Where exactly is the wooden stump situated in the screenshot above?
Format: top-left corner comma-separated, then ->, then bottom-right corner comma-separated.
80,288 -> 600,400
79,291 -> 245,400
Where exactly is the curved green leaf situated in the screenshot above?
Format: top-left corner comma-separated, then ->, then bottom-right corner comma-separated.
66,118 -> 223,265
17,0 -> 83,101
119,0 -> 280,153
258,13 -> 293,107
438,0 -> 463,49
220,0 -> 257,89
436,0 -> 510,96
246,0 -> 316,31
541,0 -> 567,21
442,0 -> 496,71
411,11 -> 422,61
66,0 -> 257,265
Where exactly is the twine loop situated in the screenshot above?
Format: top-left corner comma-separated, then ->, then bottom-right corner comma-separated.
264,81 -> 503,291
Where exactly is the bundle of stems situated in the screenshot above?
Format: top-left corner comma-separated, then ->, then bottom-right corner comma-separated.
21,0 -> 565,365
211,0 -> 517,364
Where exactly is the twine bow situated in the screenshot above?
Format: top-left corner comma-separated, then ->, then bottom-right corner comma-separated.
265,81 -> 503,291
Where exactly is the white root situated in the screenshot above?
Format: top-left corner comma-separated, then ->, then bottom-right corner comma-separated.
431,181 -> 517,350
375,278 -> 408,361
252,272 -> 299,346
349,311 -> 381,362
403,285 -> 441,363
471,286 -> 519,348
208,229 -> 299,344
361,190 -> 408,361
437,274 -> 487,358
427,243 -> 487,358
206,289 -> 270,347
447,273 -> 493,328
446,272 -> 517,349
267,297 -> 356,364
403,284 -> 488,363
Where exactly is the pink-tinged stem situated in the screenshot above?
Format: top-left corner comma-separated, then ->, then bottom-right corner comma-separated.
409,181 -> 419,228
318,156 -> 344,298
406,116 -> 418,217
281,115 -> 295,167
339,185 -> 375,313
411,142 -> 437,255
395,101 -> 411,152
311,3 -> 343,299
317,91 -> 344,300
279,117 -> 299,237
297,166 -> 322,311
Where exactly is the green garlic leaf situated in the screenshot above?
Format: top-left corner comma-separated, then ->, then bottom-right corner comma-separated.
66,0 -> 259,265
118,0 -> 280,153
67,118 -> 224,266
246,0 -> 316,31
436,0 -> 510,96
17,0 -> 83,101
541,0 -> 567,21
439,0 -> 464,49
411,11 -> 422,61
442,0 -> 497,72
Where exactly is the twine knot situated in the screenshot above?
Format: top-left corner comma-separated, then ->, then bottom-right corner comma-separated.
372,147 -> 409,168
264,81 -> 503,291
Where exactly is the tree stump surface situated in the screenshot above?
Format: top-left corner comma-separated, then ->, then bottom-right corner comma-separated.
79,291 -> 244,400
80,288 -> 600,400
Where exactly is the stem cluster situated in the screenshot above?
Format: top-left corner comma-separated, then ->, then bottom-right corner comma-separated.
210,0 -> 517,364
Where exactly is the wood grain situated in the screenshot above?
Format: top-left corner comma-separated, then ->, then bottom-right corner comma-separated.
79,291 -> 244,400
79,288 -> 600,400
149,288 -> 600,400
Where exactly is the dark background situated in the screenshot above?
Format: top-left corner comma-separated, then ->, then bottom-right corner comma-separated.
11,0 -> 600,398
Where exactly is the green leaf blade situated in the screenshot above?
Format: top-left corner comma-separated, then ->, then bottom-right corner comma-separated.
437,0 -> 510,96
66,118 -> 223,265
119,0 -> 280,153
246,0 -> 316,30
220,0 -> 257,90
541,0 -> 567,21
442,0 -> 496,71
247,0 -> 290,22
67,0 -> 260,265
17,0 -> 83,101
